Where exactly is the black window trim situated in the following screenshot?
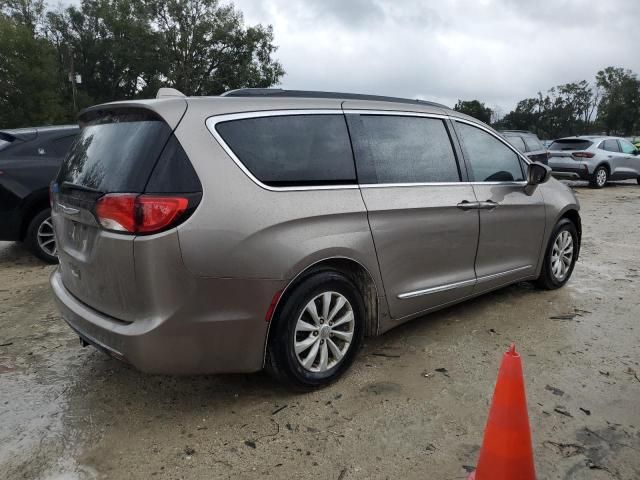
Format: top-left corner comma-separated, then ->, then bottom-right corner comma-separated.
206,110 -> 531,192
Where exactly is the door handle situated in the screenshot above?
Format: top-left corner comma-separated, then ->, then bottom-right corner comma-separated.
457,200 -> 480,211
478,200 -> 499,210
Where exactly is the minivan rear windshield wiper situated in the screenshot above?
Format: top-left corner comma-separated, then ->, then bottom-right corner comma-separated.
61,181 -> 103,193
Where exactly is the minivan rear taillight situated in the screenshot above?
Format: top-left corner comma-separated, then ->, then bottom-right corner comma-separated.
96,194 -> 189,234
572,151 -> 595,159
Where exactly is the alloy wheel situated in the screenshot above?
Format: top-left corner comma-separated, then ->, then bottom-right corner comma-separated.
551,230 -> 573,281
294,291 -> 355,373
596,168 -> 607,187
37,216 -> 57,257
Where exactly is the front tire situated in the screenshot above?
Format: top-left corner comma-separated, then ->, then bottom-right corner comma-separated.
24,209 -> 58,264
590,166 -> 608,188
535,218 -> 578,290
266,270 -> 365,389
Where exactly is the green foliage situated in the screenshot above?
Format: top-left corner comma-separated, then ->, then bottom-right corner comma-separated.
498,71 -> 640,138
596,67 -> 640,136
496,81 -> 600,138
454,99 -> 493,124
0,0 -> 284,128
0,13 -> 68,127
152,0 -> 284,95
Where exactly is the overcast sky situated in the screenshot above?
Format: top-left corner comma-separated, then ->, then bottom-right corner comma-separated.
229,0 -> 639,114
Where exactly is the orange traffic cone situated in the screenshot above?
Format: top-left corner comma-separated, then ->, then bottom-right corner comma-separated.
468,344 -> 536,480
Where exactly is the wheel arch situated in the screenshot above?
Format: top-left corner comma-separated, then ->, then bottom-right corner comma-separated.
557,208 -> 582,260
262,256 -> 381,367
595,162 -> 611,175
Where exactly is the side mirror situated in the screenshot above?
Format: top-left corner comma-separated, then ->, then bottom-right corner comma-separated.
527,162 -> 552,185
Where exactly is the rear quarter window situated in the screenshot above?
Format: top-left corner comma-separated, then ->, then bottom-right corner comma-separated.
214,114 -> 356,187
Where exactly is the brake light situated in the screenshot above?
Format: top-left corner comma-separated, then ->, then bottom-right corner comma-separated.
95,194 -> 188,234
572,151 -> 595,158
137,196 -> 189,233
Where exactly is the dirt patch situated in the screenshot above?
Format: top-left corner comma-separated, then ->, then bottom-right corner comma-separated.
1,181 -> 640,479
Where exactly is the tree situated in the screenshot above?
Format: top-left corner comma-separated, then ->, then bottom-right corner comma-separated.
46,0 -> 165,109
596,66 -> 640,135
151,0 -> 284,95
453,99 -> 493,124
0,4 -> 67,128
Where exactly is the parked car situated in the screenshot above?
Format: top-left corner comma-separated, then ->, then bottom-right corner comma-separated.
547,135 -> 640,188
50,88 -> 581,388
501,130 -> 549,164
0,125 -> 79,262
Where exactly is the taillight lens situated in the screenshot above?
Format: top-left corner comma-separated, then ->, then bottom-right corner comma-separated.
572,151 -> 595,158
95,194 -> 188,234
137,196 -> 189,233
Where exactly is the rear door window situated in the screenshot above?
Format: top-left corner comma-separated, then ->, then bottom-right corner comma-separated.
505,135 -> 526,152
523,135 -> 544,151
601,140 -> 621,152
347,115 -> 460,184
456,122 -> 525,182
214,114 -> 355,187
57,110 -> 173,193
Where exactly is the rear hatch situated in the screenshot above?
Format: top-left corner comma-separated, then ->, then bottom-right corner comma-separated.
51,105 -> 201,322
548,139 -> 595,160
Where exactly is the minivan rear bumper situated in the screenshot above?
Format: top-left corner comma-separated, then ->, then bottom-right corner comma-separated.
50,268 -> 283,374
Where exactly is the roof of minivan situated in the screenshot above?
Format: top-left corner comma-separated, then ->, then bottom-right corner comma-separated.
81,89 -> 488,128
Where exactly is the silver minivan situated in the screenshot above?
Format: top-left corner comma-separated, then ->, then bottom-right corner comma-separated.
50,89 -> 581,388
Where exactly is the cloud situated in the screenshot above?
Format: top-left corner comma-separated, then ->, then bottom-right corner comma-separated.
230,0 -> 640,113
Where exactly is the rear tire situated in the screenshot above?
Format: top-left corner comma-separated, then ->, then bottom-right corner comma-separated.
24,209 -> 58,264
266,270 -> 365,389
535,218 -> 578,290
590,165 -> 608,188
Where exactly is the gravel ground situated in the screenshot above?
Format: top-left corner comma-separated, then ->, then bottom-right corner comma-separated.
1,181 -> 639,480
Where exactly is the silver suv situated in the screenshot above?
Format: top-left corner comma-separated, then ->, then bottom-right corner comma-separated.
50,89 -> 581,388
548,135 -> 640,188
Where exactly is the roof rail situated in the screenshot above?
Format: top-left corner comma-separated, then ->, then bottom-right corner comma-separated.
501,129 -> 535,134
220,88 -> 449,109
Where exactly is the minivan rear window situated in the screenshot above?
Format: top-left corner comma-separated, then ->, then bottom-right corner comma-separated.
215,114 -> 356,187
57,110 -> 172,193
549,139 -> 593,151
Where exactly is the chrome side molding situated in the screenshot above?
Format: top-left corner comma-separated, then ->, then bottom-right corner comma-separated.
397,265 -> 533,299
